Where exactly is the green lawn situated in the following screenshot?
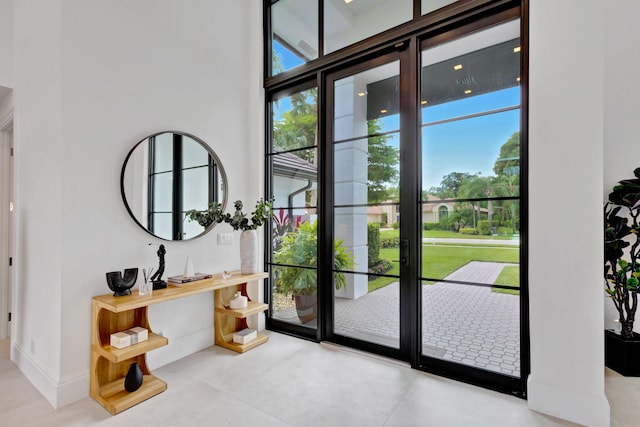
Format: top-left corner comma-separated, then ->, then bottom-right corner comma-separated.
380,229 -> 516,240
492,265 -> 520,295
367,244 -> 519,292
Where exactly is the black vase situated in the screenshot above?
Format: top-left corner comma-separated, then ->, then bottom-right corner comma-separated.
124,362 -> 143,392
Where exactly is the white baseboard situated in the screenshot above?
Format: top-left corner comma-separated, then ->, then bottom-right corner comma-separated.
528,375 -> 610,427
56,371 -> 89,408
11,341 -> 59,409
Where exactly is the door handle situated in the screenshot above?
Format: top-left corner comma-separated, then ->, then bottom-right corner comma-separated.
400,239 -> 408,266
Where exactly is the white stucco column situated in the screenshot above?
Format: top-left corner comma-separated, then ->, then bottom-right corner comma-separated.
333,76 -> 368,299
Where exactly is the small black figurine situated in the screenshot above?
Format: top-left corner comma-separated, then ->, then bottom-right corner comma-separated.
149,244 -> 167,290
105,268 -> 138,296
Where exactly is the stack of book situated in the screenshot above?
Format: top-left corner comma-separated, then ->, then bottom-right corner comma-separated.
167,273 -> 213,286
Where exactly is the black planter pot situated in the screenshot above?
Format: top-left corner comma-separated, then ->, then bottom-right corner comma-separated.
293,294 -> 317,324
604,329 -> 640,376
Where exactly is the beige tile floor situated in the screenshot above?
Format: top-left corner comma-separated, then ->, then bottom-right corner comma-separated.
0,333 -> 637,426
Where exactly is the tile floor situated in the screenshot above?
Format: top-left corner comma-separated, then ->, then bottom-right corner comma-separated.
0,333 -> 637,426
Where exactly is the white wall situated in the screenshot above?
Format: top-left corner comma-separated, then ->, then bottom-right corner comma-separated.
12,0 -> 64,408
13,0 -> 264,408
528,1 -> 609,426
603,1 -> 640,335
0,0 -> 13,88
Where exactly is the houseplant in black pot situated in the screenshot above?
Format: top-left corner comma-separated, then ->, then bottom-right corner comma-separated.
604,167 -> 640,375
273,220 -> 354,323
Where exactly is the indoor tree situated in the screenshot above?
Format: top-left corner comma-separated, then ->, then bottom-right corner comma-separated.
604,167 -> 640,339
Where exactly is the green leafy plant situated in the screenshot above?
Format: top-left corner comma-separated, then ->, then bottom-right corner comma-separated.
185,198 -> 273,231
605,167 -> 640,339
274,220 -> 354,296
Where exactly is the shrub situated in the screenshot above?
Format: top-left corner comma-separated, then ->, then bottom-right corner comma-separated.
459,227 -> 478,235
381,236 -> 400,248
477,219 -> 498,235
391,222 -> 400,230
367,223 -> 380,266
423,222 -> 440,231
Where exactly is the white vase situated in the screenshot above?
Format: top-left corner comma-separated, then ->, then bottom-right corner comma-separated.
240,230 -> 258,274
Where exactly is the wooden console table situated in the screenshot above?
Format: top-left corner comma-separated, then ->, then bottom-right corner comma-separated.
90,271 -> 268,415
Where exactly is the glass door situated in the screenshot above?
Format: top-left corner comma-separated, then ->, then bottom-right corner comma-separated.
418,19 -> 523,390
326,52 -> 410,358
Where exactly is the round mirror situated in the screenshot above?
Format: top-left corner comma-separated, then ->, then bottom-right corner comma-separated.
121,131 -> 227,241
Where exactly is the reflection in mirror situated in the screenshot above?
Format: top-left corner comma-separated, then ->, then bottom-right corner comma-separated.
121,131 -> 227,241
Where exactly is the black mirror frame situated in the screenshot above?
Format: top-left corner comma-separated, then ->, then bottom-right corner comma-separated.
120,130 -> 228,241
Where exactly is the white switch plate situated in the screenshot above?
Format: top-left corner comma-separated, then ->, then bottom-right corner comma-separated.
217,233 -> 233,245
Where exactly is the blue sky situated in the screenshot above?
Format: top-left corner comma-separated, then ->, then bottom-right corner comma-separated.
272,42 -> 520,191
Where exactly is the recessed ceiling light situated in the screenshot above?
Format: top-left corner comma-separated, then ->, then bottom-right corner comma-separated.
514,46 -> 521,53
454,64 -> 463,70
464,89 -> 472,95
421,100 -> 428,105
345,0 -> 353,3
357,92 -> 366,97
380,109 -> 388,113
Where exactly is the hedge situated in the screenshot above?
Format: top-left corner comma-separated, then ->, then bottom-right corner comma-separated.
367,223 -> 380,266
381,236 -> 400,248
459,227 -> 478,235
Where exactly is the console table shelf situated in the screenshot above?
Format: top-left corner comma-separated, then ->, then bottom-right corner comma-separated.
215,301 -> 269,319
98,374 -> 167,415
95,332 -> 168,364
90,271 -> 268,414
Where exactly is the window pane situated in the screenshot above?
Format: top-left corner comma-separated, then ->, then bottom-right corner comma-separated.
182,167 -> 209,211
334,61 -> 399,142
271,149 -> 318,210
151,172 -> 172,211
272,265 -> 318,328
153,133 -> 173,173
422,281 -> 520,377
335,272 -> 400,349
422,110 -> 520,197
271,0 -> 318,76
421,0 -> 458,16
182,136 -> 209,168
324,0 -> 412,55
272,88 -> 318,152
150,213 -> 172,240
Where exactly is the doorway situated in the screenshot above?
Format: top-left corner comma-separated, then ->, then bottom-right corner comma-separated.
0,116 -> 13,340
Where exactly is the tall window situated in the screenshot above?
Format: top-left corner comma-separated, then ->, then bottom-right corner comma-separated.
268,86 -> 319,331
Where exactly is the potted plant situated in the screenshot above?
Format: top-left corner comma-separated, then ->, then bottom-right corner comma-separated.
186,198 -> 273,274
273,220 -> 354,323
604,167 -> 640,375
